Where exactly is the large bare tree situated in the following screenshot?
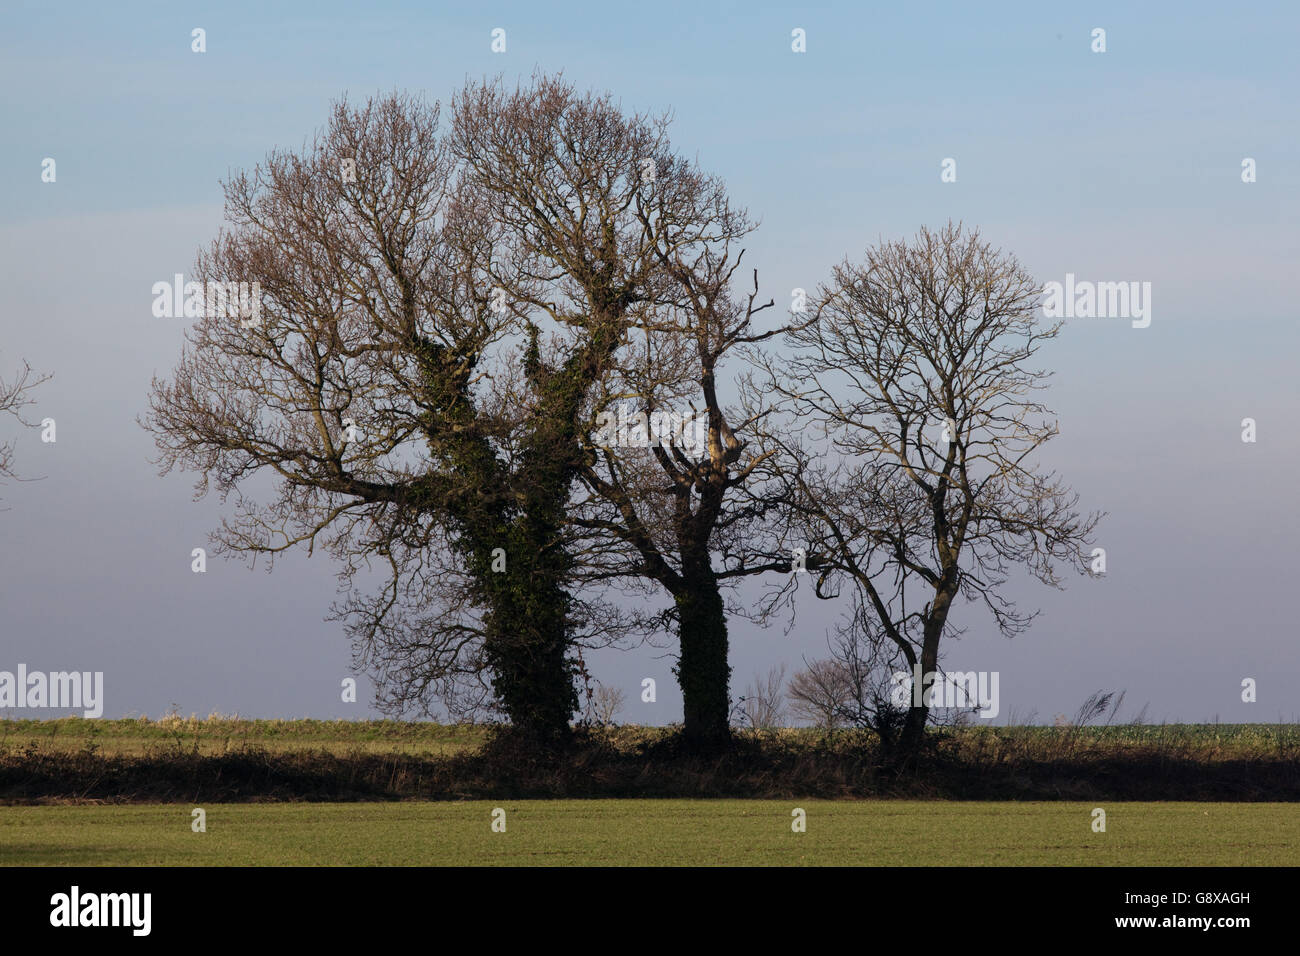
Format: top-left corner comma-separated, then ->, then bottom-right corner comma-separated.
146,76 -> 749,745
763,222 -> 1102,766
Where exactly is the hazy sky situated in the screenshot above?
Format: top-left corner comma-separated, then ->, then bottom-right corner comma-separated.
2,1 -> 1297,725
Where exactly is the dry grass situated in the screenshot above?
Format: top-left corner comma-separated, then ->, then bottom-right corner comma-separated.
1,718 -> 1298,803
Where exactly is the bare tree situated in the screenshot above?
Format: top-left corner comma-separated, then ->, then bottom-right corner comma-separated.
588,682 -> 627,728
572,260 -> 797,750
144,76 -> 765,746
820,604 -> 961,746
787,657 -> 854,730
763,222 -> 1102,766
145,77 -> 734,746
0,360 -> 50,493
738,664 -> 787,731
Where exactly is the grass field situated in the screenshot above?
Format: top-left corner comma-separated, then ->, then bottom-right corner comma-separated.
4,720 -> 1298,864
2,800 -> 1297,866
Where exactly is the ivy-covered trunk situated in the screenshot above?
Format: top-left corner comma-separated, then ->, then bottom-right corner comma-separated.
476,314 -> 624,747
480,556 -> 576,748
675,560 -> 731,750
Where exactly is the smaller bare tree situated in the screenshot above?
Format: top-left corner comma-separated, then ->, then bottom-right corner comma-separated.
589,683 -> 627,728
822,607 -> 912,746
787,658 -> 854,730
757,221 -> 1102,767
812,604 -> 980,750
737,664 -> 787,731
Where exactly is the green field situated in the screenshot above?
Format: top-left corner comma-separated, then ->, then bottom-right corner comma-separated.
2,801 -> 1297,866
3,719 -> 1298,863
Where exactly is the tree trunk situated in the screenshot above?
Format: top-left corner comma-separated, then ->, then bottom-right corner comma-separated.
894,643 -> 934,769
893,594 -> 952,770
674,567 -> 732,751
479,514 -> 577,750
483,600 -> 575,748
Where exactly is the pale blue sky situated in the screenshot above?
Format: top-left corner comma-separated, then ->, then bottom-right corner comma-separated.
1,1 -> 1297,724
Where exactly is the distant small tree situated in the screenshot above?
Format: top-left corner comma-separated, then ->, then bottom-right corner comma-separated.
787,658 -> 853,730
819,606 -> 927,745
738,664 -> 787,731
589,683 -> 627,728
